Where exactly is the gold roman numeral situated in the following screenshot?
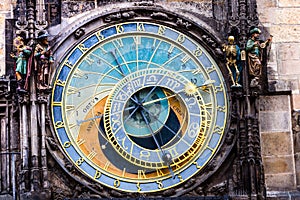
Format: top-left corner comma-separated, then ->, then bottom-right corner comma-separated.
87,150 -> 97,160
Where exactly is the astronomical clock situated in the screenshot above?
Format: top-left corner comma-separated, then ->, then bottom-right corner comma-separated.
51,20 -> 229,194
0,0 -> 267,199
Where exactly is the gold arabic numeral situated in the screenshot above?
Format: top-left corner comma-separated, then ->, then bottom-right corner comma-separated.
156,180 -> 164,190
137,170 -> 147,179
55,79 -> 66,87
87,150 -> 97,160
116,25 -> 124,34
75,157 -> 85,166
94,170 -> 102,179
78,43 -> 89,52
176,173 -> 184,182
193,47 -> 203,57
177,34 -> 185,44
214,126 -> 224,134
214,84 -> 224,93
55,121 -> 65,129
114,179 -> 120,188
137,23 -> 145,31
139,150 -> 151,161
95,31 -> 105,41
63,141 -> 72,148
76,138 -> 86,146
193,161 -> 201,169
84,55 -> 95,65
136,182 -> 141,192
181,54 -> 190,64
65,105 -> 75,112
158,25 -> 166,35
217,105 -> 226,112
206,65 -> 216,74
64,60 -> 73,69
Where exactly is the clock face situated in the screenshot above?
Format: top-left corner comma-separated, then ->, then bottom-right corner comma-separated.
51,21 -> 229,193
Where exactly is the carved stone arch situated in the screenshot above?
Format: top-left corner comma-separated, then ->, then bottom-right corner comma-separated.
46,5 -> 239,198
49,5 -> 225,68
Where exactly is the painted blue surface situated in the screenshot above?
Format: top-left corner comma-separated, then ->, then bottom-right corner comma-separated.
69,48 -> 83,65
53,86 -> 63,102
83,35 -> 99,48
51,21 -> 228,193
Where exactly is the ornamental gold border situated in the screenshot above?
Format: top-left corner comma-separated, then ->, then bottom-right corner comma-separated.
51,21 -> 229,193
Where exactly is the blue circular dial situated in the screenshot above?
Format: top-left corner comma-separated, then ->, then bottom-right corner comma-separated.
51,21 -> 229,193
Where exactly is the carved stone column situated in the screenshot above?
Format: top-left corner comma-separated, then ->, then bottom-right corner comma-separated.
38,93 -> 50,193
18,94 -> 30,193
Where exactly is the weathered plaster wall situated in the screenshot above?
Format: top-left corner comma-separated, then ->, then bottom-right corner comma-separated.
257,0 -> 300,192
0,1 -> 15,76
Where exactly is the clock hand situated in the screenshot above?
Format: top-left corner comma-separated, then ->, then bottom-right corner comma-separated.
140,86 -> 158,104
110,50 -> 126,77
185,79 -> 215,95
141,106 -> 185,142
111,50 -> 141,106
139,109 -> 175,178
76,115 -> 103,125
198,79 -> 215,89
142,94 -> 177,106
123,105 -> 140,124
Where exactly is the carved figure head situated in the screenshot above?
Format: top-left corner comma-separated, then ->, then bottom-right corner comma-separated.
228,36 -> 234,44
13,36 -> 25,53
37,31 -> 49,45
250,28 -> 261,35
250,28 -> 261,40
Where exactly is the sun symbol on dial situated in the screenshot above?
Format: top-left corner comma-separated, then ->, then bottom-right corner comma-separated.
184,82 -> 197,96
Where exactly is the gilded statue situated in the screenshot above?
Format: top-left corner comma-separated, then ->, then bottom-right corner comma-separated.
246,27 -> 272,86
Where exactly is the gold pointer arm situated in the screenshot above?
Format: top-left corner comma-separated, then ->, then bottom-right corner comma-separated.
142,94 -> 177,106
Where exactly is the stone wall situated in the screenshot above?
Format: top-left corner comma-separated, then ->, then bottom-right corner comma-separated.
257,0 -> 300,193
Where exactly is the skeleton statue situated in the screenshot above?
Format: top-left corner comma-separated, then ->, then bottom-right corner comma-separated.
222,36 -> 242,87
